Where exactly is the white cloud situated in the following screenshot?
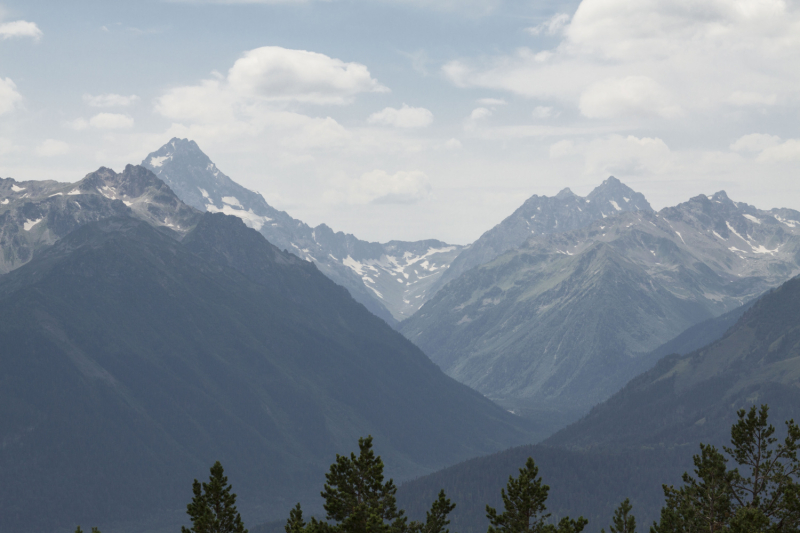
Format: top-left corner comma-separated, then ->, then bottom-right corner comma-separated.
585,135 -> 672,176
532,106 -> 555,119
83,93 -> 140,107
443,0 -> 800,119
526,13 -> 570,36
579,76 -> 681,119
477,98 -> 507,106
368,104 -> 433,128
549,139 -> 576,158
89,113 -> 134,129
36,139 -> 70,157
757,139 -> 800,163
470,107 -> 492,120
730,133 -> 781,153
0,77 -> 22,115
224,46 -> 387,105
443,138 -> 462,150
346,169 -> 432,204
0,20 -> 42,41
727,91 -> 777,107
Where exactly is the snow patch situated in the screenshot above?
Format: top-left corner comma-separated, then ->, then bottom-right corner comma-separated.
1,199 -> 8,205
712,231 -> 725,240
743,214 -> 761,225
623,197 -> 630,202
49,193 -> 63,197
149,155 -> 170,168
23,218 -> 43,231
774,216 -> 797,228
199,188 -> 210,199
68,189 -> 82,195
675,231 -> 686,245
726,222 -> 746,241
11,184 -> 25,192
609,200 -> 621,211
221,196 -> 243,208
206,204 -> 271,230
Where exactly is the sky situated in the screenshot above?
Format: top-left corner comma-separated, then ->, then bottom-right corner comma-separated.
1,0 -> 799,244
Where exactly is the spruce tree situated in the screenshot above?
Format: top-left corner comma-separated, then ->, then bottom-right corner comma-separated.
486,457 -> 587,533
182,461 -> 248,533
601,499 -> 636,533
417,490 -> 456,533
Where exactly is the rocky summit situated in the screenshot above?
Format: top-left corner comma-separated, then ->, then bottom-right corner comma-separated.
142,138 -> 463,324
401,186 -> 800,434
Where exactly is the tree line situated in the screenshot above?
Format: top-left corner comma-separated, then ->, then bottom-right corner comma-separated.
75,405 -> 800,533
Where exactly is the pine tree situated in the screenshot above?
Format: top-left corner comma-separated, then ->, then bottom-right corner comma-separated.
486,457 -> 587,533
416,490 -> 456,533
319,435 -> 408,533
285,437 -> 455,533
182,461 -> 248,533
652,405 -> 800,533
601,499 -> 636,533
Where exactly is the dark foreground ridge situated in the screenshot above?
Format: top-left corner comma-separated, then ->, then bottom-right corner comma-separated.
0,213 -> 534,533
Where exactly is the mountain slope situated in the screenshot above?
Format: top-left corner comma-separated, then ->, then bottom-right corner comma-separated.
0,213 -> 534,533
142,138 -> 463,323
430,177 -> 652,294
398,274 -> 800,533
401,192 -> 800,432
546,273 -> 800,452
0,165 -> 200,274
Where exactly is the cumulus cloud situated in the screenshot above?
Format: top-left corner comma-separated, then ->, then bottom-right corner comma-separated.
526,13 -> 570,36
585,135 -> 671,176
470,107 -> 492,120
36,139 -> 70,157
730,133 -> 781,153
477,98 -> 507,106
346,169 -> 432,204
757,139 -> 800,163
84,93 -> 140,107
89,113 -> 134,129
368,104 -> 433,128
0,20 -> 42,40
443,0 -> 800,119
579,76 -> 681,119
224,46 -> 387,105
0,77 -> 22,115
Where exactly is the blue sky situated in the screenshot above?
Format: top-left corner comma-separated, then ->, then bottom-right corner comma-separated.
1,0 -> 799,243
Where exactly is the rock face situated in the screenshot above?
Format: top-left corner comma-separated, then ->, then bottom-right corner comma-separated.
0,165 -> 200,275
142,139 -> 463,324
0,213 -> 534,533
401,190 -> 800,432
430,177 -> 652,294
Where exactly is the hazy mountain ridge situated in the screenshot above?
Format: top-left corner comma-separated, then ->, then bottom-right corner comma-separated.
398,273 -> 800,533
142,138 -> 464,323
401,188 -> 800,431
0,213 -> 534,533
0,165 -> 200,275
430,177 -> 652,294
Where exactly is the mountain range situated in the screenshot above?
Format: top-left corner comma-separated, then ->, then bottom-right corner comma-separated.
0,179 -> 534,533
398,272 -> 800,533
401,188 -> 800,431
142,139 -> 463,325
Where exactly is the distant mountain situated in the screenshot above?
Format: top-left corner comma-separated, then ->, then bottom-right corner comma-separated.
401,190 -> 800,434
430,177 -> 652,294
142,138 -> 463,324
546,273 -> 800,452
0,211 -> 534,533
0,165 -> 199,274
398,274 -> 800,533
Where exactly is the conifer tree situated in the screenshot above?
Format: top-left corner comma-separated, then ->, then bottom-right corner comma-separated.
601,499 -> 636,533
285,437 -> 455,533
486,457 -> 587,533
652,405 -> 800,533
182,461 -> 248,533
